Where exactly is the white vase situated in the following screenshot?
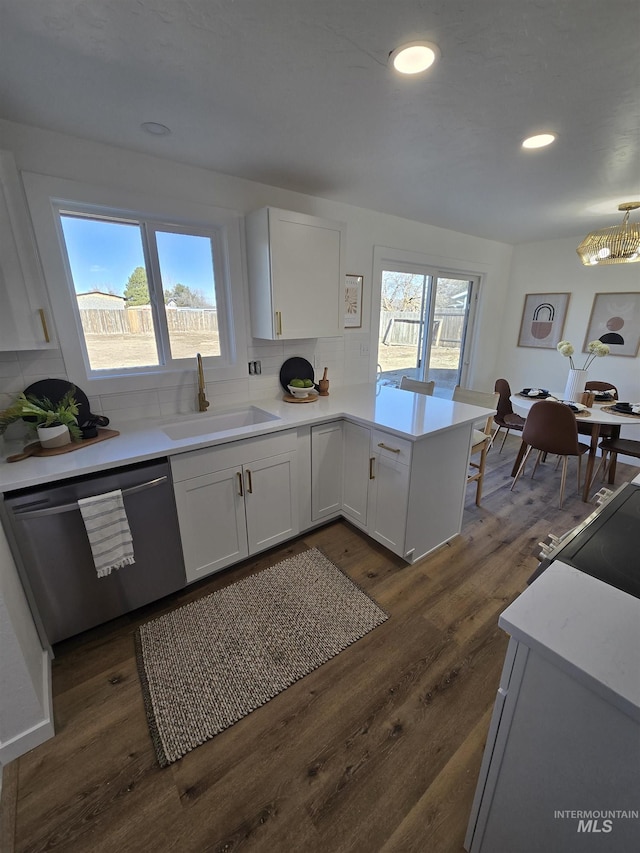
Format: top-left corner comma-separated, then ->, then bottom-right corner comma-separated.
563,369 -> 588,403
37,424 -> 71,448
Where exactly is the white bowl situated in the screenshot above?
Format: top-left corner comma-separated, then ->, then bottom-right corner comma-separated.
288,384 -> 314,398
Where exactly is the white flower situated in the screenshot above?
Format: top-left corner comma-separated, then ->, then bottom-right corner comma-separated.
557,339 -> 610,370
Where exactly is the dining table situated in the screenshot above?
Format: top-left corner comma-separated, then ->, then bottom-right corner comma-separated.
510,392 -> 640,502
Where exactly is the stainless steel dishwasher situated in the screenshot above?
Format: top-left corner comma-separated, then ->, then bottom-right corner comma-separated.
4,458 -> 186,645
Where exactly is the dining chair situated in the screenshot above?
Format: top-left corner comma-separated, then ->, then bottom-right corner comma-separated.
510,400 -> 590,508
452,385 -> 499,506
578,381 -> 620,442
399,376 -> 435,395
491,378 -> 526,452
594,436 -> 640,486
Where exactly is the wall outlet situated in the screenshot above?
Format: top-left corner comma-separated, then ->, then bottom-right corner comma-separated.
248,360 -> 262,375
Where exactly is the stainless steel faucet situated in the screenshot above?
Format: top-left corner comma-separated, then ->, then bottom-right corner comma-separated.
196,353 -> 210,412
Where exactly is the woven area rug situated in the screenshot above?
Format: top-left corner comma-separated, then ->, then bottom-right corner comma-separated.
135,548 -> 388,766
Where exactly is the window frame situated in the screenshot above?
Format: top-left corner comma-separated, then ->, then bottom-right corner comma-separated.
22,172 -> 249,395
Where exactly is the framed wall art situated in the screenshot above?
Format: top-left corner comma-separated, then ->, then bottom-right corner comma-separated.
583,292 -> 640,357
344,274 -> 363,328
517,292 -> 570,349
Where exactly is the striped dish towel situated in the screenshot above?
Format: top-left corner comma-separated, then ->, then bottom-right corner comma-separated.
78,489 -> 135,578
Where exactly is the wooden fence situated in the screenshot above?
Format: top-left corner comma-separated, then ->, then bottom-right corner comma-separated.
79,306 -> 218,335
380,311 -> 464,347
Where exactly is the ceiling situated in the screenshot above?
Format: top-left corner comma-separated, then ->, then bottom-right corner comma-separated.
1,0 -> 639,244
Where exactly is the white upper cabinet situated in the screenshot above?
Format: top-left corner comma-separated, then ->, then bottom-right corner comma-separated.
245,207 -> 345,339
0,151 -> 56,350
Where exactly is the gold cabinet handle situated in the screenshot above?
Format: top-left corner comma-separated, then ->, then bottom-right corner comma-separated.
245,469 -> 253,494
369,457 -> 375,480
237,471 -> 243,497
275,311 -> 282,336
377,442 -> 401,453
38,309 -> 50,343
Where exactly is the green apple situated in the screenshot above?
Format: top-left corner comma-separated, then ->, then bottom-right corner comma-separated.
290,378 -> 305,388
303,379 -> 314,388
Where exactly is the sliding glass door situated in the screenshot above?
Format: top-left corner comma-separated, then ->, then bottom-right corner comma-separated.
377,265 -> 477,396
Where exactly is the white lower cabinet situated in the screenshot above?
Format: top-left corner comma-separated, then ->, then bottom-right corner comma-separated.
342,421 -> 370,526
171,432 -> 299,583
341,420 -> 472,561
342,422 -> 410,558
310,421 -> 343,521
367,439 -> 411,555
465,637 -> 640,852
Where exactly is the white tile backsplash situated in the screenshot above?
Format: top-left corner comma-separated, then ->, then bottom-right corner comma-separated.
0,334 -> 371,426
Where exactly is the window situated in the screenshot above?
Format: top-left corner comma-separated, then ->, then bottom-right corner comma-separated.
59,211 -> 224,373
22,173 -> 248,393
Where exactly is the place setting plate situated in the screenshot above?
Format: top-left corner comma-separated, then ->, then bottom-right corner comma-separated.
601,403 -> 640,418
518,388 -> 550,399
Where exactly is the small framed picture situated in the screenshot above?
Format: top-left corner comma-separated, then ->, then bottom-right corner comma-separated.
583,292 -> 640,357
344,274 -> 363,328
517,292 -> 570,349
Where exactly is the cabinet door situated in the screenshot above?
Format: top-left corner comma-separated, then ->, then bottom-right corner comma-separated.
244,451 -> 299,554
269,211 -> 342,339
368,453 -> 410,557
0,150 -> 55,350
174,466 -> 248,583
311,422 -> 343,521
342,421 -> 370,528
246,207 -> 345,340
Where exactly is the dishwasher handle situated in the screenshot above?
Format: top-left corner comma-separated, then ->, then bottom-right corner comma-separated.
10,476 -> 168,519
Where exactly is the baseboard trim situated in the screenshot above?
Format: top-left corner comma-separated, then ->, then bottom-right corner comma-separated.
0,650 -> 55,765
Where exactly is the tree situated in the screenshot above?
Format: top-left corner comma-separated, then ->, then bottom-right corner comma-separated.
381,272 -> 425,312
164,283 -> 212,308
124,266 -> 150,305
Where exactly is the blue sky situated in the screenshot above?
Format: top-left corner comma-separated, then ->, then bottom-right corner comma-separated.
60,215 -> 215,299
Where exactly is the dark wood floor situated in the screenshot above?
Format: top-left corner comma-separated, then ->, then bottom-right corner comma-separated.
2,439 -> 637,853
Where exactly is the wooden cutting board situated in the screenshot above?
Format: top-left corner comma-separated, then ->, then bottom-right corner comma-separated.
282,394 -> 318,404
6,428 -> 120,462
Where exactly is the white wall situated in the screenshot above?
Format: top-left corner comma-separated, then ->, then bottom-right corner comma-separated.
498,238 -> 640,402
0,119 -> 513,422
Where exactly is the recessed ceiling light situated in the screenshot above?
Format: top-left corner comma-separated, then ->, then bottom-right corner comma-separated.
522,133 -> 556,150
141,122 -> 172,136
389,42 -> 440,75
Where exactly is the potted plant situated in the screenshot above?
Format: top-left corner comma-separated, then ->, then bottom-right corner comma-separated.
0,388 -> 82,448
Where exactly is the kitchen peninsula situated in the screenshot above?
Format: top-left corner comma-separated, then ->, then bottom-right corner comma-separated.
0,383 -> 494,763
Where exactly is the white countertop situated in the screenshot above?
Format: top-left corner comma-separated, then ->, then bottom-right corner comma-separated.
499,560 -> 640,722
0,383 -> 494,493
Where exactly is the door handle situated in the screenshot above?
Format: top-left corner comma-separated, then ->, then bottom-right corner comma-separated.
377,442 -> 401,453
237,471 -> 243,496
38,309 -> 51,343
245,469 -> 253,494
275,311 -> 283,336
369,457 -> 375,480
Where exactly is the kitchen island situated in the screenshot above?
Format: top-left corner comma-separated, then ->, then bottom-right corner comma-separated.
465,547 -> 640,852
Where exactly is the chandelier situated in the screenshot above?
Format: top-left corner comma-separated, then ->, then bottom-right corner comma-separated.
576,202 -> 640,266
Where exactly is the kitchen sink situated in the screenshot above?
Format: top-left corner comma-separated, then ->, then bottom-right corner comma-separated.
161,406 -> 280,440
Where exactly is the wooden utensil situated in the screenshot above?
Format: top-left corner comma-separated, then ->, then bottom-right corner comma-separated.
318,367 -> 329,396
